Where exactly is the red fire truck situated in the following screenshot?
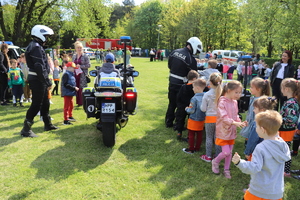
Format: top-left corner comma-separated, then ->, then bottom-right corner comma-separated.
77,38 -> 132,50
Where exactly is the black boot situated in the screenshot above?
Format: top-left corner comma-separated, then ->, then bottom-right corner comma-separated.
43,115 -> 58,131
20,119 -> 38,137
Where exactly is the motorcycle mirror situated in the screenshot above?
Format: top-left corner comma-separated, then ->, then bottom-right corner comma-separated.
89,70 -> 97,77
132,71 -> 139,77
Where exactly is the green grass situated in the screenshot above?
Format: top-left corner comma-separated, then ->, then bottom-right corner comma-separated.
0,58 -> 299,200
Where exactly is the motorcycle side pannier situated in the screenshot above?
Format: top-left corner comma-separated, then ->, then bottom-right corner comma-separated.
82,87 -> 96,118
125,87 -> 137,114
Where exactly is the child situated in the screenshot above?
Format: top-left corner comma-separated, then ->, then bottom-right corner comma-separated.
237,61 -> 244,83
203,59 -> 208,69
227,61 -> 235,79
222,60 -> 229,79
175,70 -> 199,141
211,80 -> 247,178
200,72 -> 222,162
52,59 -> 62,95
99,53 -> 120,77
279,78 -> 300,177
244,96 -> 277,161
242,61 -> 252,85
19,53 -> 31,103
198,60 -> 219,83
252,61 -> 259,78
240,78 -> 271,149
216,59 -> 223,75
182,78 -> 206,154
7,59 -> 25,107
232,110 -> 291,200
61,62 -> 79,125
294,65 -> 300,80
264,64 -> 272,80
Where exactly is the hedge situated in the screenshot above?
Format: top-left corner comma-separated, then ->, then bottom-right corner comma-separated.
262,57 -> 300,68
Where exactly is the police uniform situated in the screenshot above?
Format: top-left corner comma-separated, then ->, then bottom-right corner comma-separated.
22,39 -> 54,135
165,47 -> 197,127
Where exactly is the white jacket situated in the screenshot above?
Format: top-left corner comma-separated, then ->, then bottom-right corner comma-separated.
200,88 -> 217,117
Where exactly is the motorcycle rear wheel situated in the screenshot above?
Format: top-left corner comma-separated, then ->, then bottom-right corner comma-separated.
102,122 -> 116,147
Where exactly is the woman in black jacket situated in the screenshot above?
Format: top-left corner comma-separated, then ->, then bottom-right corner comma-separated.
270,50 -> 295,110
0,43 -> 10,105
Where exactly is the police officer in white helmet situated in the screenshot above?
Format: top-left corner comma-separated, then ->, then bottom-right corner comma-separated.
165,37 -> 202,137
20,25 -> 58,137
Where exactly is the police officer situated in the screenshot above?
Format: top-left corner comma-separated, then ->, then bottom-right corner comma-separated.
165,37 -> 202,128
20,25 -> 58,137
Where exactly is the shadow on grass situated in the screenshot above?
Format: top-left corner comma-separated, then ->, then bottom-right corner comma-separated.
0,135 -> 22,149
119,125 -> 247,199
30,124 -> 112,181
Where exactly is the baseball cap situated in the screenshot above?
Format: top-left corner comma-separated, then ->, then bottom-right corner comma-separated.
105,53 -> 115,63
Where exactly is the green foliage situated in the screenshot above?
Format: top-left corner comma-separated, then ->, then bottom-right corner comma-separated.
263,57 -> 300,69
0,58 -> 299,199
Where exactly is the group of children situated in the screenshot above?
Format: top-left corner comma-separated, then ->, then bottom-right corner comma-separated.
196,58 -> 235,80
175,60 -> 300,198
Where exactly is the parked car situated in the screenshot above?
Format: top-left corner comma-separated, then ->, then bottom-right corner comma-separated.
83,47 -> 95,59
212,50 -> 246,64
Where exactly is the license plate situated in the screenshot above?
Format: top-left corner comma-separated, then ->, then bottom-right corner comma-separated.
101,103 -> 115,113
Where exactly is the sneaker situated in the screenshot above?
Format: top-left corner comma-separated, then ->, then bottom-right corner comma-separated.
68,117 -> 76,122
49,100 -> 54,104
28,98 -> 32,103
223,170 -> 231,179
20,103 -> 24,107
293,175 -> 300,180
291,151 -> 298,157
1,102 -> 9,106
200,155 -> 212,162
177,133 -> 182,141
284,172 -> 291,178
13,103 -> 17,107
182,148 -> 194,154
291,169 -> 300,175
212,159 -> 220,174
63,120 -> 73,125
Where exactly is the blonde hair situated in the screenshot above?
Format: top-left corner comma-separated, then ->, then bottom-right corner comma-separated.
74,41 -> 83,49
208,60 -> 217,69
250,77 -> 271,96
281,78 -> 300,102
255,110 -> 282,136
193,78 -> 206,88
209,72 -> 222,104
218,80 -> 242,102
253,96 -> 277,111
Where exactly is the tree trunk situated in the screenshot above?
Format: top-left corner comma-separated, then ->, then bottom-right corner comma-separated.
267,41 -> 273,57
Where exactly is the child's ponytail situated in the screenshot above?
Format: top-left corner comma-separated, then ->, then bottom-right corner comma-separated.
209,72 -> 223,104
250,77 -> 271,96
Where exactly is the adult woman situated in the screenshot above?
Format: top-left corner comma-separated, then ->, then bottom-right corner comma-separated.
270,50 -> 294,110
72,41 -> 90,106
116,48 -> 123,63
0,43 -> 10,105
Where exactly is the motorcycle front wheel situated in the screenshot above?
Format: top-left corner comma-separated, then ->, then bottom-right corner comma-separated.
102,122 -> 116,147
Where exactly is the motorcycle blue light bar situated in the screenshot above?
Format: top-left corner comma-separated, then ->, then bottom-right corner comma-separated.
120,36 -> 131,40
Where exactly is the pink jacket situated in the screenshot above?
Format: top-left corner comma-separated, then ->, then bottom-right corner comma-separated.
216,96 -> 241,140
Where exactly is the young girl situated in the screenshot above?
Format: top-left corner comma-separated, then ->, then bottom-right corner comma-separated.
52,59 -> 62,96
279,78 -> 300,177
240,78 -> 271,146
212,80 -> 247,178
244,96 -> 277,161
200,73 -> 222,162
222,60 -> 229,79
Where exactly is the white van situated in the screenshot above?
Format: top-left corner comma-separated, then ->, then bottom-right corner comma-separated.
212,50 -> 246,64
83,47 -> 95,59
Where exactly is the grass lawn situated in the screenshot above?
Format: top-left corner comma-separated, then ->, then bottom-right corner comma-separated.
0,57 -> 299,200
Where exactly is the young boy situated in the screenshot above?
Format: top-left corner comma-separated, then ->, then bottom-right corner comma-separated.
61,62 -> 79,125
216,59 -> 223,75
99,53 -> 120,77
19,53 -> 31,103
8,59 -> 25,107
232,110 -> 290,200
198,60 -> 219,83
175,70 -> 199,141
182,78 -> 206,154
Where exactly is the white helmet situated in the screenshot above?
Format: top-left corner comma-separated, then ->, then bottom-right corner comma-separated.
187,37 -> 202,55
31,25 -> 54,42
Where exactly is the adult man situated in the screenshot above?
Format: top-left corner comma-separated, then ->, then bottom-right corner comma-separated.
20,25 -> 58,137
165,37 -> 202,128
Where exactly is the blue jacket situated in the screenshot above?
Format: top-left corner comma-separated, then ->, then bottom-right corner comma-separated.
240,96 -> 259,138
61,70 -> 76,97
244,121 -> 263,156
185,93 -> 206,121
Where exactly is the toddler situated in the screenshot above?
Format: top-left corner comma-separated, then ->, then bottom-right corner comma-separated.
8,59 -> 25,107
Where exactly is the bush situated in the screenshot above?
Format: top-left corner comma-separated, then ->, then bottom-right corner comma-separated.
262,57 -> 300,68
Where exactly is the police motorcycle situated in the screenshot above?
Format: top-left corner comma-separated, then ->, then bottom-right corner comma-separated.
82,36 -> 139,147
